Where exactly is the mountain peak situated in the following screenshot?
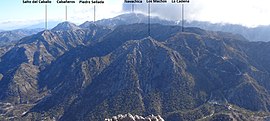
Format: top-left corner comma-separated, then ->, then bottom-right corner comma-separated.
142,36 -> 156,42
114,13 -> 147,20
90,13 -> 175,28
35,29 -> 53,37
52,21 -> 80,31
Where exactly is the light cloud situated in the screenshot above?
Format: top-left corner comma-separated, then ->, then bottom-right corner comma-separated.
69,0 -> 123,23
0,1 -> 124,30
188,0 -> 270,27
1,0 -> 270,30
0,19 -> 43,30
122,0 -> 270,27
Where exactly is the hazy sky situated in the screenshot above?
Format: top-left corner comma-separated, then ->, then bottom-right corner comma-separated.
1,0 -> 270,30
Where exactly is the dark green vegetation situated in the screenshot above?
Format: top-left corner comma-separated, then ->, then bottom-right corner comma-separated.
0,16 -> 270,121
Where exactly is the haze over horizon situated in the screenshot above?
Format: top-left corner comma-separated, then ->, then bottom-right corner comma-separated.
1,0 -> 270,30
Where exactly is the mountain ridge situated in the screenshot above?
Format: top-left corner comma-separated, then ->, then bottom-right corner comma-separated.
16,24 -> 269,120
1,15 -> 270,120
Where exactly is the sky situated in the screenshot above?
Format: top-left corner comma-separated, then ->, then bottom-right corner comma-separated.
0,0 -> 270,30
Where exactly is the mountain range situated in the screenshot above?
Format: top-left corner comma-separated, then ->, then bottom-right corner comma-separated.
1,13 -> 270,47
81,13 -> 270,42
0,13 -> 270,121
0,28 -> 43,46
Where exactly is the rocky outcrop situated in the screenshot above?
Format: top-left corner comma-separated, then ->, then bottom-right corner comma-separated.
105,113 -> 164,121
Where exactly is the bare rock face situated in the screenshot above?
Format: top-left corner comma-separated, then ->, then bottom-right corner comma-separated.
105,113 -> 164,121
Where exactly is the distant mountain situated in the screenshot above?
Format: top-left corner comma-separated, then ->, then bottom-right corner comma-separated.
80,13 -> 175,29
0,28 -> 43,46
185,21 -> 270,42
24,21 -> 61,30
3,13 -> 270,43
82,13 -> 270,42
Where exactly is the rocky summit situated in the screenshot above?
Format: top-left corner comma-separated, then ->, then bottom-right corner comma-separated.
105,113 -> 164,121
